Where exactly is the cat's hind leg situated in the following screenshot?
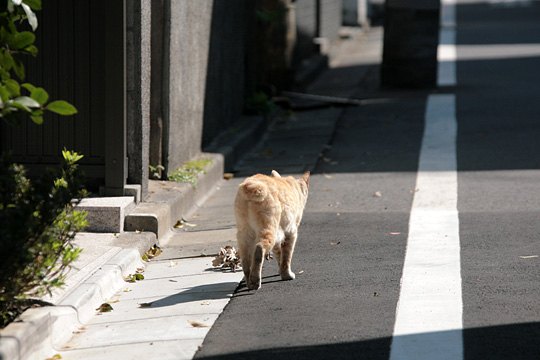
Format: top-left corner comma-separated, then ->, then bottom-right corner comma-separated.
248,230 -> 275,290
272,243 -> 282,268
236,228 -> 254,285
279,231 -> 297,281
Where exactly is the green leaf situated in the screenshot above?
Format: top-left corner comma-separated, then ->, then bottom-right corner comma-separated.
24,44 -> 38,57
11,31 -> 35,49
14,96 -> 40,108
13,59 -> 25,80
30,114 -> 43,124
23,0 -> 42,11
30,87 -> 48,105
9,100 -> 31,113
21,83 -> 36,92
62,149 -> 84,163
2,51 -> 15,71
21,3 -> 38,31
54,178 -> 68,188
46,100 -> 77,115
5,79 -> 20,96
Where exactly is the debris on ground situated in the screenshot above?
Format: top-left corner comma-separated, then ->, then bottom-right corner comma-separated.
142,244 -> 162,261
174,218 -> 197,229
212,245 -> 241,272
96,303 -> 113,313
188,320 -> 209,328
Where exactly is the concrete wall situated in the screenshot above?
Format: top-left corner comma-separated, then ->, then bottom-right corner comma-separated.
163,0 -> 213,173
160,0 -> 345,174
126,0 -> 151,197
162,1 -> 255,163
294,0 -> 318,68
320,0 -> 343,42
201,1 -> 251,147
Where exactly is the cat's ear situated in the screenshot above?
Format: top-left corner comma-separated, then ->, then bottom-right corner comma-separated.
271,170 -> 281,178
302,171 -> 310,187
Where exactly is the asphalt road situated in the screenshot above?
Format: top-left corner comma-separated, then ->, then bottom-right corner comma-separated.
195,2 -> 540,359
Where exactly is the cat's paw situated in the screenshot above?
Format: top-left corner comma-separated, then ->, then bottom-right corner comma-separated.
247,276 -> 261,290
281,271 -> 295,281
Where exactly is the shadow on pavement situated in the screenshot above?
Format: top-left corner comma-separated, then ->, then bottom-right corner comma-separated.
196,321 -> 540,360
147,282 -> 240,308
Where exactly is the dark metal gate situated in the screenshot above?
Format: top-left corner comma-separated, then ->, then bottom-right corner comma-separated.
0,0 -> 126,193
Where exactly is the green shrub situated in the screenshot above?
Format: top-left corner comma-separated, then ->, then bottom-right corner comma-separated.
0,150 -> 88,328
168,158 -> 212,187
0,0 -> 77,126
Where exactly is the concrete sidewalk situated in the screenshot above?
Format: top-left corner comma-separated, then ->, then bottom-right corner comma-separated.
0,26 -> 382,360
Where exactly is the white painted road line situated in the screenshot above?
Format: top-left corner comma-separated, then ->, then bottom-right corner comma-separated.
390,94 -> 463,360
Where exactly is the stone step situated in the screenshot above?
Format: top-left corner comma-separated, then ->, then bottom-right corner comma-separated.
124,153 -> 224,241
77,196 -> 136,233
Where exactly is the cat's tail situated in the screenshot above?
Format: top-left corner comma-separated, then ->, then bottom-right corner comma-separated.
238,180 -> 268,202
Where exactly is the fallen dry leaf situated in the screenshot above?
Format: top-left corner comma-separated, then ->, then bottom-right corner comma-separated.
145,244 -> 163,259
139,302 -> 153,308
46,354 -> 62,360
174,218 -> 197,229
188,320 -> 209,328
223,173 -> 235,180
373,191 -> 382,198
96,303 -> 113,313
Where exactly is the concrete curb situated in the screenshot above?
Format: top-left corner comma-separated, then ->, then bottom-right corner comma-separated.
0,248 -> 146,360
0,151 -> 227,360
125,152 -> 224,240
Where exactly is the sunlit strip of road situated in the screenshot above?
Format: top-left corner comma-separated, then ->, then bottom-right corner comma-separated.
389,94 -> 462,360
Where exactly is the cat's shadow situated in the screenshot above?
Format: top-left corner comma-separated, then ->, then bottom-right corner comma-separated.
235,274 -> 283,295
142,282 -> 240,308
143,274 -> 283,307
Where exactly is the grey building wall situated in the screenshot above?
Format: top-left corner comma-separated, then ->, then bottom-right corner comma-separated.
163,0 -> 213,173
126,0 -> 151,197
294,0 -> 318,69
201,1 -> 251,147
320,0 -> 343,42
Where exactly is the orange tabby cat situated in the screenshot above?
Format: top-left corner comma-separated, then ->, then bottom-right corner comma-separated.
235,170 -> 310,290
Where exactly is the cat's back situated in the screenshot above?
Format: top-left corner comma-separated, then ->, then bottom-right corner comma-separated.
236,174 -> 279,204
236,173 -> 301,207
